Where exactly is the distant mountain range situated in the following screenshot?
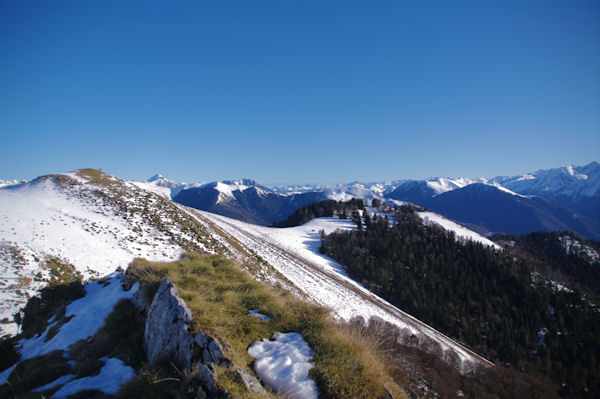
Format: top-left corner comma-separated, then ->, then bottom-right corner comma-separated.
490,162 -> 600,221
135,161 -> 599,239
386,162 -> 600,239
173,179 -> 326,226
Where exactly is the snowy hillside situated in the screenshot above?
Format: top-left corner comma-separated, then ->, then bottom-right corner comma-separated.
0,169 -> 223,337
418,212 -> 502,250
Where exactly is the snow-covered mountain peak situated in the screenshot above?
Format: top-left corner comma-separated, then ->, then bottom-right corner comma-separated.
425,177 -> 481,196
148,173 -> 165,182
223,178 -> 257,187
209,179 -> 273,204
145,173 -> 182,188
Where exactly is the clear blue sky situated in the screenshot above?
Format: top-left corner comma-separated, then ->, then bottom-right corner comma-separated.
1,0 -> 598,184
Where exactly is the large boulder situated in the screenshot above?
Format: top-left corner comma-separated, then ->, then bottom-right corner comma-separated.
144,278 -> 195,370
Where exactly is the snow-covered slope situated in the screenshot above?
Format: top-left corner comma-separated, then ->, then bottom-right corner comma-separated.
418,212 -> 502,250
196,211 -> 492,371
0,169 -> 223,337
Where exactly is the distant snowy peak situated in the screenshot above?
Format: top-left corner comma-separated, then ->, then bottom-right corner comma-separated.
271,181 -> 403,200
425,177 -> 482,196
209,179 -> 271,204
270,184 -> 322,195
147,173 -> 165,182
130,174 -> 184,199
146,173 -> 182,189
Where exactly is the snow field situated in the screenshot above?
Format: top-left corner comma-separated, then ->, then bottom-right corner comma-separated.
0,178 -> 184,278
0,272 -> 138,395
50,357 -> 136,398
418,211 -> 502,250
19,272 -> 139,359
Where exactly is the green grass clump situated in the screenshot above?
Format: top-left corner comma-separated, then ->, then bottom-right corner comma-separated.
128,253 -> 408,398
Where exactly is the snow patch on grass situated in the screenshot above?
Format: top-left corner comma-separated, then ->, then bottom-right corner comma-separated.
248,309 -> 270,321
248,332 -> 318,399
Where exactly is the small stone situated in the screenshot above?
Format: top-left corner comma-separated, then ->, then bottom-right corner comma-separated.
230,366 -> 268,395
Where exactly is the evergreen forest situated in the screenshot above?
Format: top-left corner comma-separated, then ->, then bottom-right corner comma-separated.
319,204 -> 600,398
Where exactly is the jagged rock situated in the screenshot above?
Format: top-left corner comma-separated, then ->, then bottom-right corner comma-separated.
229,366 -> 268,395
144,278 -> 195,370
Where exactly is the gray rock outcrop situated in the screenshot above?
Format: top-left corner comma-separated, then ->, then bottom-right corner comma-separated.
144,278 -> 195,370
142,277 -> 268,397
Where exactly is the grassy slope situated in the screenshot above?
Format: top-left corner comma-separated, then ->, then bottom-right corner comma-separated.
127,253 -> 408,399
